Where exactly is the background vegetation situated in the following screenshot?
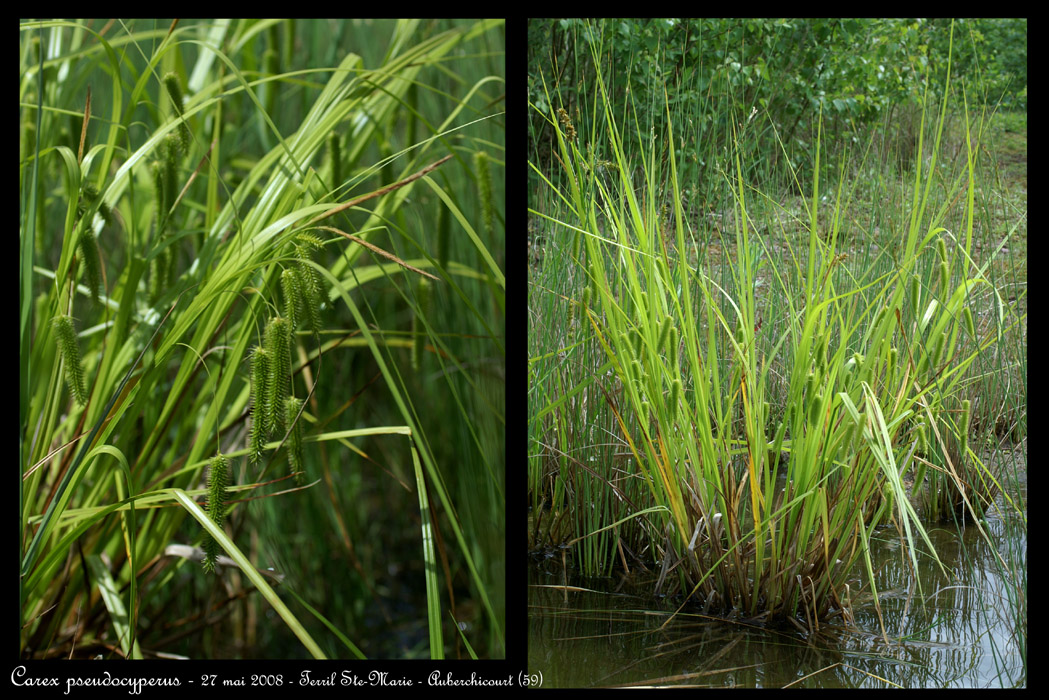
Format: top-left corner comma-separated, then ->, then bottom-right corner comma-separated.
528,18 -> 1026,204
21,18 -> 504,660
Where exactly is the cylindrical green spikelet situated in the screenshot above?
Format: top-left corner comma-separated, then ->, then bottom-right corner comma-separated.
163,72 -> 190,153
657,315 -> 673,354
281,268 -> 303,331
285,397 -> 305,484
805,371 -> 817,404
840,422 -> 856,458
670,378 -> 682,411
630,359 -> 642,387
265,317 -> 292,437
888,346 -> 897,382
930,330 -> 946,369
668,327 -> 679,363
53,314 -> 88,406
203,453 -> 231,573
162,72 -> 182,113
960,399 -> 972,436
78,185 -> 111,229
94,197 -> 113,228
295,232 -> 323,255
78,229 -> 103,305
293,234 -> 323,335
630,329 -> 643,357
917,422 -> 928,455
150,245 -> 172,306
939,260 -> 950,294
207,455 -> 230,524
250,346 -> 271,463
937,236 -> 948,264
911,457 -> 927,497
963,306 -> 975,338
78,184 -> 98,217
815,335 -> 828,371
618,331 -> 633,361
808,392 -> 824,429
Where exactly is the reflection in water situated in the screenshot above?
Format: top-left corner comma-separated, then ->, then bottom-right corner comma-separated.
528,473 -> 1026,688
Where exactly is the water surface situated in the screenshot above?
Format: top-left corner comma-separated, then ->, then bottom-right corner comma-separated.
528,468 -> 1026,688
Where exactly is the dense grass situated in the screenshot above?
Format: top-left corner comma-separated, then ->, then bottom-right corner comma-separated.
528,18 -> 1025,651
20,18 -> 504,659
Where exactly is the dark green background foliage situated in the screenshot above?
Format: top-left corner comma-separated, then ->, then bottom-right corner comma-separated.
528,18 -> 1026,197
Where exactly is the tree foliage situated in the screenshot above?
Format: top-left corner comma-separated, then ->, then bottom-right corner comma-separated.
528,18 -> 1026,193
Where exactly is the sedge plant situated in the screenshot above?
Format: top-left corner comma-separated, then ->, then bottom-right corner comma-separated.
529,20 -> 1023,633
20,18 -> 504,659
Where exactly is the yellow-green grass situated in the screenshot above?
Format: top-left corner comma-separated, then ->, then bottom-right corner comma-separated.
20,18 -> 504,659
